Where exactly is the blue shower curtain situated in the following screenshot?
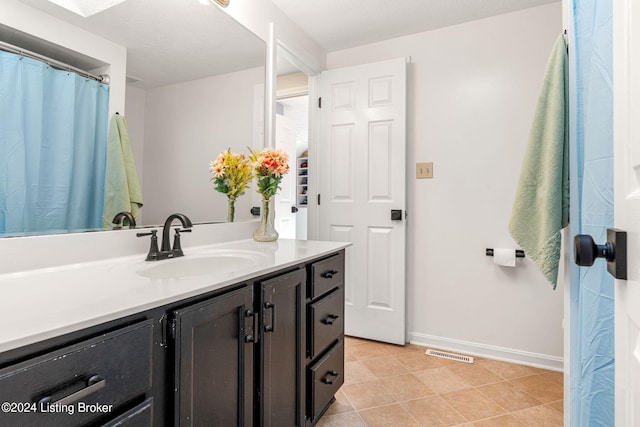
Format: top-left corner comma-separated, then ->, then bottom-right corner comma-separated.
569,0 -> 614,425
0,51 -> 109,236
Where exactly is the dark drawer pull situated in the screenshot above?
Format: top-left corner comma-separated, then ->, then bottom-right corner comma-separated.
245,309 -> 257,343
321,270 -> 339,279
321,314 -> 340,325
321,370 -> 340,385
38,375 -> 106,407
264,302 -> 276,333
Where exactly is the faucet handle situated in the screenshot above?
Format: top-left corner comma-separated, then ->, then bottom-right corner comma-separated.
137,230 -> 161,261
172,228 -> 191,258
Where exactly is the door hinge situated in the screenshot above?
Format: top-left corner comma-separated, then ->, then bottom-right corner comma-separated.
317,194 -> 321,205
318,97 -> 322,108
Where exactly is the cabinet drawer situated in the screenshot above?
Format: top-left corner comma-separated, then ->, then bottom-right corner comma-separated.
309,252 -> 344,299
0,320 -> 153,427
102,398 -> 153,427
308,340 -> 344,421
309,288 -> 344,359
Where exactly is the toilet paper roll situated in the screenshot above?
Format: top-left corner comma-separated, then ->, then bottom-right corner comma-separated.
493,248 -> 516,267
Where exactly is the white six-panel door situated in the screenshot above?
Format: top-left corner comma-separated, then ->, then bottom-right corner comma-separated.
318,58 -> 407,345
614,1 -> 640,424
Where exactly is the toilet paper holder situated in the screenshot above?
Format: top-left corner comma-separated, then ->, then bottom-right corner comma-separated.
486,248 -> 525,258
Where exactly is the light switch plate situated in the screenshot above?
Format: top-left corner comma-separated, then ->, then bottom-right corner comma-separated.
416,162 -> 433,179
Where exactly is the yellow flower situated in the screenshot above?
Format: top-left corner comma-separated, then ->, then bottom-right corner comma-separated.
210,148 -> 254,199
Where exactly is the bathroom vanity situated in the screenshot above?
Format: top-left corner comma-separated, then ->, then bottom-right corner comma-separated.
0,236 -> 348,427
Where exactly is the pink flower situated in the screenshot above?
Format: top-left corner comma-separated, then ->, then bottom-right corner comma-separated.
249,147 -> 290,199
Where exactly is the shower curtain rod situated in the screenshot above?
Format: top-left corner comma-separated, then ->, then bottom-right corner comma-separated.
0,40 -> 109,84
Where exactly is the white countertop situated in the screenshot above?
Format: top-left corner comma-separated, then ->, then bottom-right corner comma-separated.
0,238 -> 350,354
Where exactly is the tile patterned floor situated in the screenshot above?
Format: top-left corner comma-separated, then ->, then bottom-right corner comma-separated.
317,337 -> 564,427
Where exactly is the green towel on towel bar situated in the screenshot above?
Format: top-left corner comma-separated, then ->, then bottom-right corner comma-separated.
102,114 -> 143,229
509,34 -> 569,289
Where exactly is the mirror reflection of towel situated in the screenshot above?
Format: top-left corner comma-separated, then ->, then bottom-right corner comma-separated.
102,114 -> 143,229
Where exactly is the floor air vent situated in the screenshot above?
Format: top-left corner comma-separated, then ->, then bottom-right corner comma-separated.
425,349 -> 474,364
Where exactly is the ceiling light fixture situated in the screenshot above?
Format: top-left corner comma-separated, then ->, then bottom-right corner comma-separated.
46,0 -> 127,17
197,0 -> 229,8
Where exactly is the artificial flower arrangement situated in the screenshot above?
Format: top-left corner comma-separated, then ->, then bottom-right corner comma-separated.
210,147 -> 289,239
249,147 -> 290,241
249,147 -> 290,200
209,149 -> 253,222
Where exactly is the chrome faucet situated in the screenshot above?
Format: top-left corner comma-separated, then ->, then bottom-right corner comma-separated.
112,211 -> 136,229
161,213 -> 193,257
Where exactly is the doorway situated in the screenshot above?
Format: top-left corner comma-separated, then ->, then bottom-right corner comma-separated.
275,93 -> 309,240
274,46 -> 311,240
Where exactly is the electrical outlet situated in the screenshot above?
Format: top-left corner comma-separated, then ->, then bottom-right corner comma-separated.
416,162 -> 433,179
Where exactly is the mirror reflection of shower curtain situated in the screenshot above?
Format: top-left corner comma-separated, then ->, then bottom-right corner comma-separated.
0,50 -> 109,236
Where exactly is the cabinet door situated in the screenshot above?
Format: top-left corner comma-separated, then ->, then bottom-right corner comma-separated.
173,286 -> 255,427
260,268 -> 306,427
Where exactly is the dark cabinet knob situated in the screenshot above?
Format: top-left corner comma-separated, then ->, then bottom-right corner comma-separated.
321,314 -> 340,325
321,370 -> 339,384
321,270 -> 338,279
573,229 -> 627,280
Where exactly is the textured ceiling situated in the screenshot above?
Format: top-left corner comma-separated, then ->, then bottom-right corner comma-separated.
9,0 -> 561,87
14,0 -> 266,89
272,0 -> 560,52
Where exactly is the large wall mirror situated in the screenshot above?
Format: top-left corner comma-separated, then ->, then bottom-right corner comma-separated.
0,0 -> 266,237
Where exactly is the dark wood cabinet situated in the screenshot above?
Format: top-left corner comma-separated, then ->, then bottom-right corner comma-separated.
172,267 -> 308,427
173,285 -> 255,427
0,320 -> 153,427
305,252 -> 346,425
258,268 -> 306,427
102,398 -> 154,427
308,340 -> 344,421
0,249 -> 346,427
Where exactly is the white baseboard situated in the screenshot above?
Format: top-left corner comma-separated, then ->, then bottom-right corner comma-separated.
409,332 -> 563,372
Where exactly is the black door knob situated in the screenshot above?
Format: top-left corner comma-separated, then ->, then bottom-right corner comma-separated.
391,210 -> 403,221
573,229 -> 627,280
574,234 -> 614,266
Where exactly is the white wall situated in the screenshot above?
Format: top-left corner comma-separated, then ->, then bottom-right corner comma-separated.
327,3 -> 564,368
1,0 -> 127,118
140,67 -> 265,225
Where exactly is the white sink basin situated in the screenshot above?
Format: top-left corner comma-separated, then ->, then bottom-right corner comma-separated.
134,250 -> 268,279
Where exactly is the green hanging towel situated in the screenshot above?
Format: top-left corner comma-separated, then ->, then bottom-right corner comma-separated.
102,114 -> 143,229
509,34 -> 569,289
